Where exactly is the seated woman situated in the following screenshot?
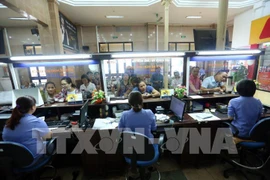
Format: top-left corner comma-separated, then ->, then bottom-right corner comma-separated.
118,91 -> 156,139
228,80 -> 263,139
55,76 -> 79,101
80,74 -> 96,97
43,81 -> 57,104
115,73 -> 133,98
132,80 -> 160,98
3,96 -> 52,160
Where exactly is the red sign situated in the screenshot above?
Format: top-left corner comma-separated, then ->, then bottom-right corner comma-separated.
258,71 -> 270,91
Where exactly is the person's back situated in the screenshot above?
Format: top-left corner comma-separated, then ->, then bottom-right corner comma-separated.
118,92 -> 156,139
3,114 -> 49,158
3,96 -> 51,159
119,109 -> 156,138
228,80 -> 263,138
229,97 -> 262,138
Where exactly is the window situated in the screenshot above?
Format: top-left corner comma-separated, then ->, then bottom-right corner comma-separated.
23,44 -> 43,55
99,42 -> 133,53
169,42 -> 194,51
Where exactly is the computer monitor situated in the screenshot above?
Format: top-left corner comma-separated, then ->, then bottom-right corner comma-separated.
254,90 -> 270,108
12,88 -> 44,108
193,29 -> 229,50
79,99 -> 89,127
170,96 -> 186,120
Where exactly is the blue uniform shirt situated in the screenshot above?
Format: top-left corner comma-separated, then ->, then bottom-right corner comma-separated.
118,109 -> 157,139
202,76 -> 224,89
228,96 -> 262,138
3,114 -> 50,159
132,86 -> 154,94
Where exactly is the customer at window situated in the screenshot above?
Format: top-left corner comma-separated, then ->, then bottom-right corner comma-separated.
118,92 -> 156,139
56,76 -> 79,101
3,96 -> 52,160
133,80 -> 160,98
115,73 -> 133,98
43,81 -> 57,104
80,74 -> 96,95
170,71 -> 182,89
189,67 -> 202,94
150,66 -> 163,91
201,70 -> 228,93
228,79 -> 263,138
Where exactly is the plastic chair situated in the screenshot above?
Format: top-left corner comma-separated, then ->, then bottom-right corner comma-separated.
118,131 -> 164,180
223,117 -> 270,180
0,137 -> 57,180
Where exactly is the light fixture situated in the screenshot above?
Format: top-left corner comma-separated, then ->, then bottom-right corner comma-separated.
111,52 -> 185,58
106,16 -> 124,18
186,16 -> 202,19
10,54 -> 92,61
9,17 -> 29,20
196,50 -> 261,55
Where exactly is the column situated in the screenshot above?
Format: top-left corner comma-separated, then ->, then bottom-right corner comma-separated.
161,0 -> 172,89
216,0 -> 228,50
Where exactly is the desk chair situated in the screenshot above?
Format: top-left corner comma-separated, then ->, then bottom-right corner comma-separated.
0,138 -> 57,180
118,131 -> 164,180
223,117 -> 270,180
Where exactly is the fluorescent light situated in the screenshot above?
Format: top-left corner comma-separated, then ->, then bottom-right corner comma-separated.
106,16 -> 124,18
9,17 -> 29,20
10,54 -> 92,61
111,52 -> 185,58
196,50 -> 261,55
186,16 -> 202,19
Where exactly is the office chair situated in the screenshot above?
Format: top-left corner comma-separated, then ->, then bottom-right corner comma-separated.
0,137 -> 57,180
223,117 -> 270,180
118,131 -> 164,180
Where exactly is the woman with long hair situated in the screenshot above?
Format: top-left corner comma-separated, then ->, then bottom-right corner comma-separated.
118,92 -> 156,138
55,76 -> 79,101
3,96 -> 52,159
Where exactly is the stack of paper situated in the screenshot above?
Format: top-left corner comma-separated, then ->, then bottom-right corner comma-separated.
92,118 -> 119,129
188,113 -> 220,122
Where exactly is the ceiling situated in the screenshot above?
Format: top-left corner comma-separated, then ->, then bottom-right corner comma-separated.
0,0 -> 257,27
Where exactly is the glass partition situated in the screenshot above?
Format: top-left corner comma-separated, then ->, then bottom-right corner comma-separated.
102,57 -> 184,98
13,60 -> 101,101
188,56 -> 257,95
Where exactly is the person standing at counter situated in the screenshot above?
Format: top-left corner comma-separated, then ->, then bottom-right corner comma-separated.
80,74 -> 96,97
55,76 -> 79,101
228,80 -> 263,139
189,67 -> 202,94
115,73 -> 133,98
3,96 -> 52,160
133,80 -> 160,98
118,91 -> 156,139
150,67 -> 163,91
201,70 -> 228,93
43,82 -> 57,104
170,71 -> 182,89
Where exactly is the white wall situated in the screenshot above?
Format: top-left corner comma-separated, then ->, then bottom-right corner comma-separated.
232,9 -> 253,48
232,0 -> 270,48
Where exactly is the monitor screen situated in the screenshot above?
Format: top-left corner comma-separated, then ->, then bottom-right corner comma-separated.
193,29 -> 229,50
254,90 -> 270,108
79,99 -> 89,127
170,96 -> 186,120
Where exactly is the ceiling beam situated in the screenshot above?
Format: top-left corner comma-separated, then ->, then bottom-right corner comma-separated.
0,0 -> 48,27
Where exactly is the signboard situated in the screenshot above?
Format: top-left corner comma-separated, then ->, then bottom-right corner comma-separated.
250,15 -> 270,44
258,71 -> 270,91
59,12 -> 78,51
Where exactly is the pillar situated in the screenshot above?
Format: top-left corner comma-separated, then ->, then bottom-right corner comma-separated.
216,0 -> 228,50
161,0 -> 172,89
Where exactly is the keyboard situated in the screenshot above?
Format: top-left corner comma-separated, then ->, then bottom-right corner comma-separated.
46,120 -> 70,127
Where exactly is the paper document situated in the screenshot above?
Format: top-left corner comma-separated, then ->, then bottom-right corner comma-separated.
93,118 -> 119,129
110,99 -> 129,104
188,113 -> 220,122
189,95 -> 204,99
